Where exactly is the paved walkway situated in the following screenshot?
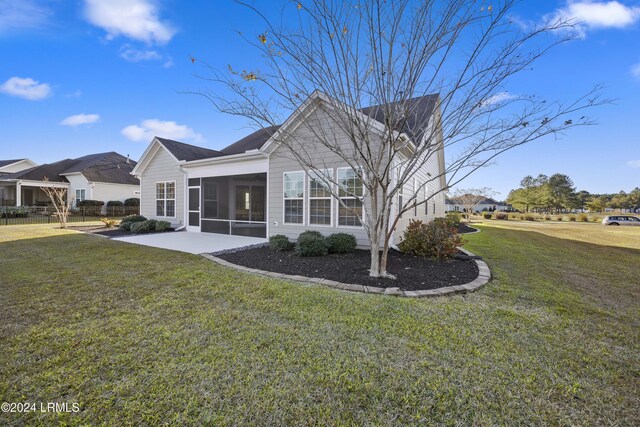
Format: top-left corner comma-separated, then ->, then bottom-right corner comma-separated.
113,231 -> 267,254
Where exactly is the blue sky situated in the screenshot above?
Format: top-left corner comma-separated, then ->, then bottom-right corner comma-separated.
0,0 -> 638,197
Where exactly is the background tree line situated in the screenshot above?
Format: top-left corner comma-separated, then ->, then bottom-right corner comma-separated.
507,174 -> 640,213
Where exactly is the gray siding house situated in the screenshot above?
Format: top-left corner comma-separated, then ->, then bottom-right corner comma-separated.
132,91 -> 446,246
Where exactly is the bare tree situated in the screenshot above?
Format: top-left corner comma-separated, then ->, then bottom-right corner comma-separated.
451,188 -> 497,222
194,0 -> 607,278
41,178 -> 73,228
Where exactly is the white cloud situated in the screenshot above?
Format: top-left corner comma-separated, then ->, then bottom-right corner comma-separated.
121,119 -> 202,142
0,0 -> 51,34
163,56 -> 174,68
628,160 -> 640,168
83,0 -> 176,44
65,89 -> 83,98
632,62 -> 640,78
60,113 -> 100,127
481,92 -> 517,107
0,76 -> 51,100
120,45 -> 162,62
548,1 -> 640,37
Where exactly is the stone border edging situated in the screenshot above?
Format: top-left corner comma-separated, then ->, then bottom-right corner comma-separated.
200,247 -> 491,298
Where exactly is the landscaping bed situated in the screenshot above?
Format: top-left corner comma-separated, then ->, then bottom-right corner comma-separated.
458,223 -> 478,234
217,246 -> 478,291
69,225 -> 174,238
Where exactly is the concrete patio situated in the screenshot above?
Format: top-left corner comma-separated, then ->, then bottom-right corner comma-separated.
113,231 -> 267,254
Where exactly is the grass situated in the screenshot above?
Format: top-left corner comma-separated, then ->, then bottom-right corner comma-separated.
1,223 -> 638,426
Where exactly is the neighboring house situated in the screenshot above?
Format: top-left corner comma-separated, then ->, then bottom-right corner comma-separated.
0,152 -> 139,209
132,91 -> 446,246
0,159 -> 38,204
446,195 -> 512,212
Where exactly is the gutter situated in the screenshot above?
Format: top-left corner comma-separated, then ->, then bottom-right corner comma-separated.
181,150 -> 266,167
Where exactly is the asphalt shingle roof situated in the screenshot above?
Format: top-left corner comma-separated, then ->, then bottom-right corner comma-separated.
1,152 -> 138,185
156,137 -> 224,161
221,125 -> 280,155
360,94 -> 439,144
0,159 -> 26,168
153,93 -> 439,162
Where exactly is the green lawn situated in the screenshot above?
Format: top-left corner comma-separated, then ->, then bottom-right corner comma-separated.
1,223 -> 638,426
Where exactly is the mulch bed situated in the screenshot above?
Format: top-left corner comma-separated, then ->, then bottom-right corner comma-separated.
69,225 -> 174,238
218,247 -> 478,291
458,223 -> 479,234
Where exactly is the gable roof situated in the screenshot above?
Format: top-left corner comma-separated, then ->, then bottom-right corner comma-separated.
221,125 -> 280,155
1,152 -> 138,185
360,94 -> 439,144
155,137 -> 224,161
0,159 -> 26,168
136,91 -> 441,169
61,152 -> 139,185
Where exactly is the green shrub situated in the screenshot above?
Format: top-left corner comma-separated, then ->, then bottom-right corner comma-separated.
106,200 -> 124,207
556,216 -> 563,221
483,213 -> 492,219
569,215 -> 577,222
76,199 -> 104,207
510,214 -> 518,219
130,219 -> 157,234
124,198 -> 140,206
326,233 -> 357,254
523,214 -> 535,221
398,218 -> 462,260
121,214 -> 146,224
155,221 -> 171,232
445,212 -> 462,228
544,215 -> 552,220
120,214 -> 147,231
494,212 -> 508,220
578,213 -> 588,222
295,231 -> 329,257
298,230 -> 323,240
269,234 -> 294,251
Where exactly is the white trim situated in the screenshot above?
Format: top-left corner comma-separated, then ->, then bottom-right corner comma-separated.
181,150 -> 266,167
155,180 -> 177,218
265,171 -> 270,237
131,138 -> 183,176
261,90 -> 408,154
283,170 -> 305,226
0,158 -> 37,172
0,179 -> 70,189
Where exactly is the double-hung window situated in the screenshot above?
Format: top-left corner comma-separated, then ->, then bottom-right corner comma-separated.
283,172 -> 304,224
414,179 -> 419,216
75,189 -> 86,206
425,186 -> 429,215
156,182 -> 175,217
337,168 -> 363,227
309,169 -> 332,225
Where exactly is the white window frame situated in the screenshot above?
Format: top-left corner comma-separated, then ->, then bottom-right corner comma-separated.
336,167 -> 364,228
155,181 -> 176,218
283,171 -> 305,225
308,169 -> 333,227
75,189 -> 86,207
